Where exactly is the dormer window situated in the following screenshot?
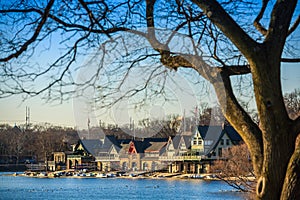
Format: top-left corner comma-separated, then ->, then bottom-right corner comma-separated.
220,139 -> 224,145
226,139 -> 230,145
192,130 -> 203,146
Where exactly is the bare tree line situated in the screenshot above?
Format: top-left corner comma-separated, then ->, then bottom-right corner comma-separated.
0,124 -> 78,166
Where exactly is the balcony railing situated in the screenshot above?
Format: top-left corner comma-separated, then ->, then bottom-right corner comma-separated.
47,161 -> 55,165
67,155 -> 83,159
183,155 -> 202,161
95,155 -> 120,162
96,154 -> 211,162
159,155 -> 204,161
159,156 -> 184,161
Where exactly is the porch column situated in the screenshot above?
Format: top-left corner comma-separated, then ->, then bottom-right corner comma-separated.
183,163 -> 187,173
197,164 -> 201,174
168,163 -> 172,173
97,162 -> 102,171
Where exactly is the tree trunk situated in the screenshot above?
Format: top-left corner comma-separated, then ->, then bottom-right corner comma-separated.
256,130 -> 295,199
209,54 -> 299,199
251,57 -> 297,199
280,135 -> 300,200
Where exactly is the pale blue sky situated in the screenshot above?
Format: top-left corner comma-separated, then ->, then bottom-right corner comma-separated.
0,62 -> 299,128
0,1 -> 299,128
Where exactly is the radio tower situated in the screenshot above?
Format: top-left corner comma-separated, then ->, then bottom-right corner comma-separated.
25,106 -> 30,130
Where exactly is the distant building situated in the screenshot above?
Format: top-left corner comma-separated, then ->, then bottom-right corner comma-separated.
48,151 -> 72,171
53,125 -> 242,174
161,125 -> 242,173
66,140 -> 97,170
118,138 -> 168,172
142,141 -> 167,171
94,136 -> 124,171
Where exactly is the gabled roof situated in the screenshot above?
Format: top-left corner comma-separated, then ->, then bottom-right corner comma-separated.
119,143 -> 130,155
116,138 -> 169,154
105,135 -> 120,146
197,126 -> 223,140
160,145 -> 167,156
79,135 -> 127,156
223,126 -> 242,143
116,138 -> 131,146
195,126 -> 222,155
80,139 -> 103,156
144,138 -> 168,143
195,125 -> 242,155
182,135 -> 191,149
144,142 -> 167,152
172,135 -> 182,149
161,136 -> 174,154
171,134 -> 191,150
102,135 -> 123,152
132,141 -> 151,153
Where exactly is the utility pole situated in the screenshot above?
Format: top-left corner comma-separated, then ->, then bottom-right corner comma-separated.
25,106 -> 30,130
87,117 -> 90,139
183,109 -> 186,133
195,106 -> 199,127
133,120 -> 135,141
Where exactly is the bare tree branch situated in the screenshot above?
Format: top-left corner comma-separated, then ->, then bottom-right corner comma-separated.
265,0 -> 297,51
281,58 -> 300,63
0,1 -> 299,198
78,0 -> 111,39
221,65 -> 251,76
288,15 -> 300,36
211,143 -> 256,193
191,0 -> 258,61
253,0 -> 269,36
0,7 -> 146,37
0,0 -> 55,62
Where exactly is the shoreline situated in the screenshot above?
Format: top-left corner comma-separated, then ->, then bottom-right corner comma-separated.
2,171 -> 219,181
2,171 -> 255,182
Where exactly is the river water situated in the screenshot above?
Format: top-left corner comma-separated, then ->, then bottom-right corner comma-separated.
0,173 -> 245,200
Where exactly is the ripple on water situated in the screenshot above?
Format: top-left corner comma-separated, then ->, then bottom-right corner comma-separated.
0,174 -> 245,200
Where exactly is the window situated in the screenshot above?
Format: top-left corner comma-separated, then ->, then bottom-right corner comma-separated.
218,148 -> 222,157
204,140 -> 213,145
226,139 -> 230,145
193,138 -> 203,146
220,139 -> 224,145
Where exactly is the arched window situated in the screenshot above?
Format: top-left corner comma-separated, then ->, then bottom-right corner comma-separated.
143,162 -> 148,171
122,162 -> 128,171
151,162 -> 157,171
132,162 -> 138,171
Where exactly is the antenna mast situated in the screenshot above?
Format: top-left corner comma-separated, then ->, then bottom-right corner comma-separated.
25,106 -> 30,130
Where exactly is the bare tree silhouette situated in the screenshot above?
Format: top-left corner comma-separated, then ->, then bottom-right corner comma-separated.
1,1 -> 300,199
